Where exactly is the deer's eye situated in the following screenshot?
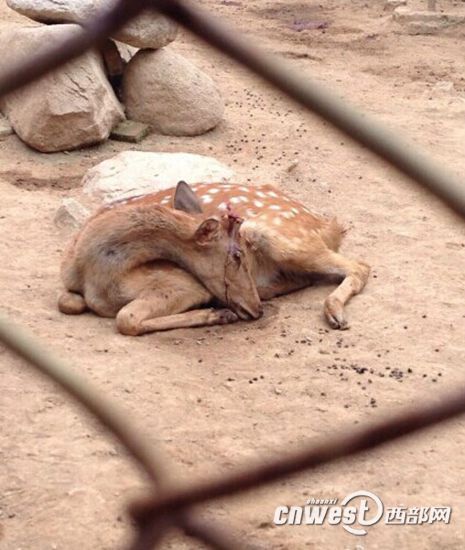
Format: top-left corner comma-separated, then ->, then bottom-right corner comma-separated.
231,249 -> 242,264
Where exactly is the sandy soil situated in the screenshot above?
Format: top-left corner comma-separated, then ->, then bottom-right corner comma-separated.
1,1 -> 465,548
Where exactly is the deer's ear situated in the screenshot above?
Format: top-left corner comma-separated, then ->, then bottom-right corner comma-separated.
173,181 -> 203,214
194,218 -> 220,246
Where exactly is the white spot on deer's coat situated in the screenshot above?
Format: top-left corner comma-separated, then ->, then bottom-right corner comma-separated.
208,188 -> 220,194
282,211 -> 295,219
273,217 -> 282,226
291,207 -> 299,214
201,195 -> 213,204
269,204 -> 282,211
230,197 -> 241,204
268,191 -> 278,198
254,200 -> 264,208
256,191 -> 267,198
218,202 -> 227,210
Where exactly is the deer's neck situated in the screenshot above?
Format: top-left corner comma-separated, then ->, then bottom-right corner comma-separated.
87,204 -> 203,272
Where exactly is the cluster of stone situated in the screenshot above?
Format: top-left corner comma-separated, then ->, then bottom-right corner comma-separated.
55,151 -> 234,229
387,1 -> 465,35
1,0 -> 224,152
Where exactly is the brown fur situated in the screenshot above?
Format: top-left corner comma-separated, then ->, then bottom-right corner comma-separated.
59,182 -> 369,334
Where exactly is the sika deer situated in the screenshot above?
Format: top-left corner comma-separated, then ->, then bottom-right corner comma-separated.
59,181 -> 369,335
150,181 -> 370,331
58,181 -> 262,334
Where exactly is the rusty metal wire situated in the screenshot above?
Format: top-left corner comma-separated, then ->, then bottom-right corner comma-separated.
0,315 -> 239,549
131,385 -> 465,525
1,0 -> 464,219
1,0 -> 465,549
0,0 -> 149,98
152,0 -> 465,219
0,315 -> 167,486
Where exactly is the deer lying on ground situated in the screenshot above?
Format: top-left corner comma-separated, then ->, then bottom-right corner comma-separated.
59,181 -> 369,335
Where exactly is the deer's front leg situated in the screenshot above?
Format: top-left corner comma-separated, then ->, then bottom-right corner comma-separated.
267,238 -> 370,329
116,296 -> 238,336
319,251 -> 370,329
116,300 -> 238,336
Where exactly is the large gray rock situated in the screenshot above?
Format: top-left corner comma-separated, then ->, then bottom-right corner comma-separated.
123,48 -> 224,136
82,151 -> 235,202
113,9 -> 177,49
6,0 -> 178,49
0,23 -> 124,153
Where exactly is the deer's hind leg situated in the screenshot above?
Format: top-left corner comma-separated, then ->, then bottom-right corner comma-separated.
115,264 -> 238,336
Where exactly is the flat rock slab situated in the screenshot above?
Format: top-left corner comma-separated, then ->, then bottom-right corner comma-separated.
82,151 -> 235,203
6,0 -> 178,49
110,120 -> 151,143
384,0 -> 407,11
393,7 -> 465,33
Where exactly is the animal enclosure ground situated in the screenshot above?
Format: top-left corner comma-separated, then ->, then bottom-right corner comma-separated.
1,1 -> 465,548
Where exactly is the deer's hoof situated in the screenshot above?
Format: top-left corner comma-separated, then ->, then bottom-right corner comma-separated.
58,291 -> 87,315
217,309 -> 239,324
324,297 -> 349,330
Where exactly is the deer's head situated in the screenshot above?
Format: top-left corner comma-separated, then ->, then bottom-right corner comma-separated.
174,181 -> 262,320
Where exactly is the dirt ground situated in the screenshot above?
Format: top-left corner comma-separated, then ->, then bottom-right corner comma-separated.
1,0 -> 465,548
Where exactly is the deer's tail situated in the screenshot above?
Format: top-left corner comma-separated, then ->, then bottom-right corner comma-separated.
319,217 -> 347,252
